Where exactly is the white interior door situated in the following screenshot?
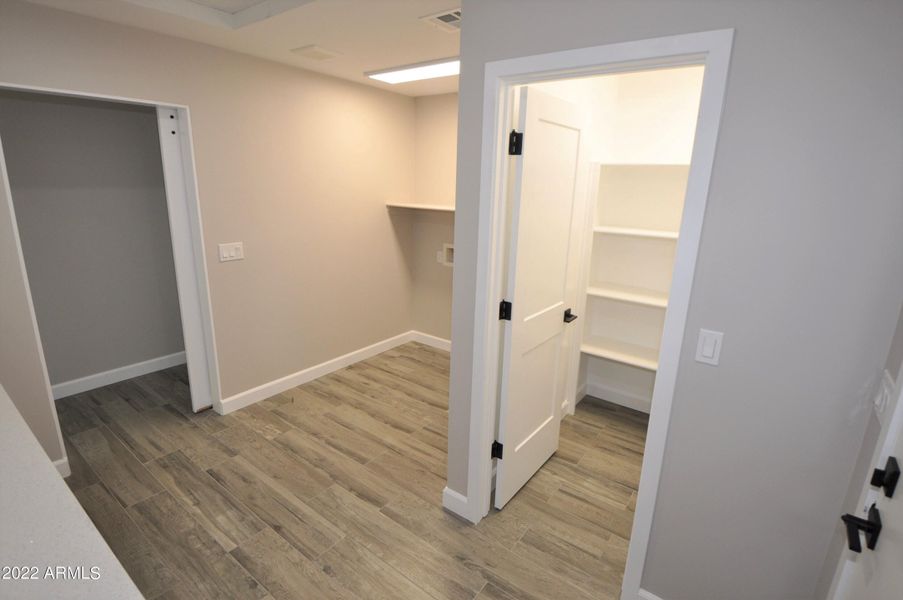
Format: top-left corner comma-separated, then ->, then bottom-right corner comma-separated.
831,374 -> 903,600
494,87 -> 585,509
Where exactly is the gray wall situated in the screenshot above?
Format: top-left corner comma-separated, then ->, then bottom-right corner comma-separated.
0,137 -> 65,462
449,1 -> 903,599
0,91 -> 184,386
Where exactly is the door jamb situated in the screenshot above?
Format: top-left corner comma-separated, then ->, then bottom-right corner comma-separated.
456,29 -> 734,600
0,82 -> 222,414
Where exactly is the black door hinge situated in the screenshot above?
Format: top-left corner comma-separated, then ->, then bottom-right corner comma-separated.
491,441 -> 504,459
499,300 -> 512,321
508,130 -> 523,155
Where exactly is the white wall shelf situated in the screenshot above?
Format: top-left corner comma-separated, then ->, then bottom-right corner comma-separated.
578,163 -> 690,407
593,225 -> 678,240
386,203 -> 455,212
581,337 -> 659,371
586,283 -> 668,308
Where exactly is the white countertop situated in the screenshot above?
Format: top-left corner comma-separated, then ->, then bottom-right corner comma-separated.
0,383 -> 143,599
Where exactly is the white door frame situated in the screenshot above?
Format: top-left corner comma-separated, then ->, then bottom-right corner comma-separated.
459,29 -> 733,600
0,82 -> 222,413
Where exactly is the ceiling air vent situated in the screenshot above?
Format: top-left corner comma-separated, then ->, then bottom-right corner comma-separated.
420,8 -> 461,32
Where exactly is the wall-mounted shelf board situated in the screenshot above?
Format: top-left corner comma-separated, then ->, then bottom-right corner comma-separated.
586,283 -> 668,308
593,225 -> 678,240
581,337 -> 659,371
386,202 -> 455,212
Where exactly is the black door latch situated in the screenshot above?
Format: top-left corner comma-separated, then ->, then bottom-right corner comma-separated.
841,503 -> 882,553
870,456 -> 899,498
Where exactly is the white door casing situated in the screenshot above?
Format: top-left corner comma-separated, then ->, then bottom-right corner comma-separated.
156,107 -> 220,413
454,29 -> 734,600
0,82 -> 220,417
494,87 -> 585,509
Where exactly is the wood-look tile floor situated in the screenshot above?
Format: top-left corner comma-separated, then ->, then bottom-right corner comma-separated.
58,342 -> 648,600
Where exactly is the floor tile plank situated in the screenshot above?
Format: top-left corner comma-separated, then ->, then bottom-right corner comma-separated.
129,492 -> 267,600
317,536 -> 436,600
230,528 -> 354,600
271,404 -> 391,464
69,425 -> 162,507
306,484 -> 485,600
207,456 -> 345,560
273,428 -> 402,508
95,399 -> 174,463
74,483 -> 179,599
147,450 -> 266,551
62,436 -> 99,492
215,424 -> 332,502
140,405 -> 236,469
231,404 -> 293,440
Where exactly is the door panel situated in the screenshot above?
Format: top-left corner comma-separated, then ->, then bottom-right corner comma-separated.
494,87 -> 585,509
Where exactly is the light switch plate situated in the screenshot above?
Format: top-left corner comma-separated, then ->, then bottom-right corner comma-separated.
218,242 -> 244,262
695,329 -> 723,365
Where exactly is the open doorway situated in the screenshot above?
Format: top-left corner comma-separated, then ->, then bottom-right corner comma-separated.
457,30 -> 733,600
494,65 -> 706,509
0,85 -> 220,475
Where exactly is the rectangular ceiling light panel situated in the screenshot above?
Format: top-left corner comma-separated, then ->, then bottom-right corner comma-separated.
367,59 -> 460,84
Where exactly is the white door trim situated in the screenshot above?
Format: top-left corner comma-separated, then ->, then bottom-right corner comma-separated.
457,29 -> 734,600
156,106 -> 221,412
0,81 -> 222,413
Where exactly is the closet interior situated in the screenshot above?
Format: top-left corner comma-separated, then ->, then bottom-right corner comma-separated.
581,163 -> 689,410
533,64 -> 704,413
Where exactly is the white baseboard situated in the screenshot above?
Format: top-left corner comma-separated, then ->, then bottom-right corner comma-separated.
586,380 -> 651,414
442,486 -> 479,522
219,330 -> 444,415
409,331 -> 451,351
53,456 -> 71,478
52,351 -> 186,400
638,589 -> 666,600
410,330 -> 451,352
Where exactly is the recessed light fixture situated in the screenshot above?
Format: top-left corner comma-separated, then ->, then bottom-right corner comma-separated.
366,58 -> 460,84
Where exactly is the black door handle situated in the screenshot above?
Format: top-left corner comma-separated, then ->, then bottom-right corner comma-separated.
564,309 -> 578,323
841,503 -> 882,552
870,456 -> 899,498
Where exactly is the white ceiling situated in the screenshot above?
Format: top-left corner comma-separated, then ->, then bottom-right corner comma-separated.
26,0 -> 461,96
